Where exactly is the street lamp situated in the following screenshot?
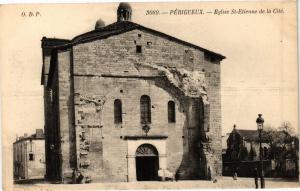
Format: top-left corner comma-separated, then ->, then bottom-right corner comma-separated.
256,114 -> 265,188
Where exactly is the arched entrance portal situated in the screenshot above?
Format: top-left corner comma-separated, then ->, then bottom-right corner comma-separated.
135,144 -> 159,181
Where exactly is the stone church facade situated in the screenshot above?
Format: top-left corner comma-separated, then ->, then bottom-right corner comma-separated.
41,3 -> 225,183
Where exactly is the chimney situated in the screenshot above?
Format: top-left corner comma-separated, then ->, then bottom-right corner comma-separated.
36,129 -> 44,138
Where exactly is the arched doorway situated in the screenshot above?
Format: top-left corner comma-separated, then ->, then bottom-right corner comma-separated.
135,144 -> 159,181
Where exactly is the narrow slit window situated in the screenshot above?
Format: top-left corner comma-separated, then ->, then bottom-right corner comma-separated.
114,99 -> 122,124
204,52 -> 210,61
168,101 -> 176,123
136,45 -> 142,53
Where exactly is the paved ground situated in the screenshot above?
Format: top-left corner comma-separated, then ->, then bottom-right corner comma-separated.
12,177 -> 300,191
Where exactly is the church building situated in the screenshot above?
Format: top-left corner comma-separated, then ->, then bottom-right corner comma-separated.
41,3 -> 225,183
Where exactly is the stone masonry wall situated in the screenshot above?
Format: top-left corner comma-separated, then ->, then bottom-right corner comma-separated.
205,60 -> 222,177
55,28 -> 223,182
42,54 -> 52,179
73,29 -> 210,76
57,49 -> 77,180
73,77 -> 185,182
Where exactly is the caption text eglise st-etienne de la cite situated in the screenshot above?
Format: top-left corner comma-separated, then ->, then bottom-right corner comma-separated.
145,8 -> 284,16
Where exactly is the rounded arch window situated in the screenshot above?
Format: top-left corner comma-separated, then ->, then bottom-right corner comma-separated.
140,95 -> 151,124
168,101 -> 176,123
114,99 -> 122,124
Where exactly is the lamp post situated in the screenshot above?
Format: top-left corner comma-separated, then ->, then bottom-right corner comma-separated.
256,114 -> 265,188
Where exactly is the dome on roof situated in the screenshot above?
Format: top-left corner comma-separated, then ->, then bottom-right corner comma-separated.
95,18 -> 105,29
117,2 -> 132,22
118,2 -> 132,11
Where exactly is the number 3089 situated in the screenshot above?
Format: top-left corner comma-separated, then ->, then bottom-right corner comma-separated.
146,10 -> 160,15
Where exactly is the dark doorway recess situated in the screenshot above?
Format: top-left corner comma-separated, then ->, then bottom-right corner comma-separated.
135,144 -> 159,181
136,156 -> 159,181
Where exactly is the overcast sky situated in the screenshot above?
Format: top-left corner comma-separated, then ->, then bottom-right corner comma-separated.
0,1 -> 298,143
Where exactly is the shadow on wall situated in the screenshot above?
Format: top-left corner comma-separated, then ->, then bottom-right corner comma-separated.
153,78 -> 207,180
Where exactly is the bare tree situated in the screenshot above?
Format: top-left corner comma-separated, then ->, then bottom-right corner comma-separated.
278,121 -> 295,136
261,122 -> 297,160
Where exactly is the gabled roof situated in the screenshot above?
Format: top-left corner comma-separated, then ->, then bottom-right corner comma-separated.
229,128 -> 267,142
42,21 -> 226,87
73,21 -> 225,59
41,38 -> 71,85
41,37 -> 71,48
14,129 -> 45,144
42,21 -> 226,60
233,128 -> 291,143
235,129 -> 260,142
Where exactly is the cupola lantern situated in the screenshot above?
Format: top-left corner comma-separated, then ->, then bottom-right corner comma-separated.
117,2 -> 132,22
